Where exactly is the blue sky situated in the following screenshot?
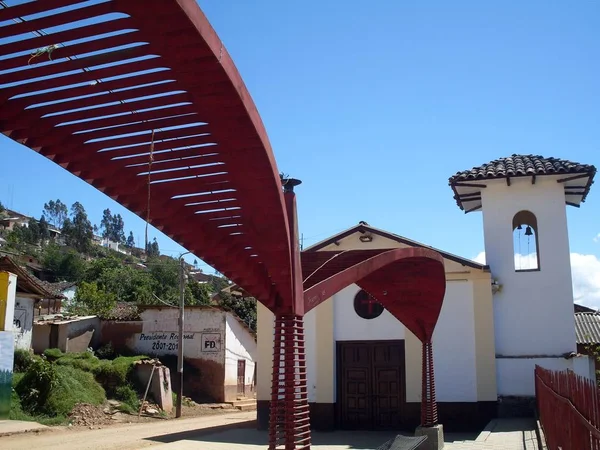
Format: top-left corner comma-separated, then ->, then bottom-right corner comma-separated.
1,1 -> 599,301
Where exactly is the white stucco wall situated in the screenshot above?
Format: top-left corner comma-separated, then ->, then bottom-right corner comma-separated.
481,176 -> 576,359
333,284 -> 406,342
13,296 -> 34,350
497,355 -> 595,396
304,308 -> 317,403
432,280 -> 478,402
132,308 -> 225,364
324,280 -> 479,403
224,314 -> 257,388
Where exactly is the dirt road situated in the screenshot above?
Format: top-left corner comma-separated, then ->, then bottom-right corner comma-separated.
0,411 -> 255,450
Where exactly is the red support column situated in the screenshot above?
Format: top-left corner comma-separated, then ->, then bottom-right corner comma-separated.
420,340 -> 438,427
268,177 -> 311,449
268,314 -> 310,449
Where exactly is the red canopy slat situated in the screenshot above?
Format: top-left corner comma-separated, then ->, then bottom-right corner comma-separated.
0,0 -> 292,306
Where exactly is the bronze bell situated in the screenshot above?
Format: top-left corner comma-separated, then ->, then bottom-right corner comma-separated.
524,226 -> 533,236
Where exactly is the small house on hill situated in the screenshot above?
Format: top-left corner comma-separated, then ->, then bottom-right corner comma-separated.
101,305 -> 257,403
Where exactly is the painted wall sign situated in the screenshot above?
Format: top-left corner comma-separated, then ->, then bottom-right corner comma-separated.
138,332 -> 196,352
128,309 -> 227,362
0,331 -> 14,419
201,333 -> 222,352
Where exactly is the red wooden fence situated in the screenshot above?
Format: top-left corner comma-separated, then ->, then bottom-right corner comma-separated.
535,365 -> 600,450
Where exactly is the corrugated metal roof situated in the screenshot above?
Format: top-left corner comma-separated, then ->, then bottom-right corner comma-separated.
574,312 -> 600,344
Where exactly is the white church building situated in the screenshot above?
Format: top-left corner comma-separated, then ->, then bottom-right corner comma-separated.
256,154 -> 597,432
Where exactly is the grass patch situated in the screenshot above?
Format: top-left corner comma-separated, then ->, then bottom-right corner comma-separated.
15,358 -> 105,418
46,365 -> 105,416
114,385 -> 139,414
12,350 -> 149,422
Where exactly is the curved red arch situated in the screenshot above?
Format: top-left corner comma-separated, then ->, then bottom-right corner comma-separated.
302,248 -> 446,341
0,0 -> 292,305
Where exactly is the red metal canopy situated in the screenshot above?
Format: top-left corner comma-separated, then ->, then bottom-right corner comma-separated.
0,0 -> 293,306
302,248 -> 446,342
1,4 -> 448,445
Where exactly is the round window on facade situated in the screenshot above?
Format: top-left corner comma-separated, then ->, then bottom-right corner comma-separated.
353,289 -> 384,320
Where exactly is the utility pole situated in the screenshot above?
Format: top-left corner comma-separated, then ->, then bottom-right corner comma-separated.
176,257 -> 185,417
176,252 -> 189,418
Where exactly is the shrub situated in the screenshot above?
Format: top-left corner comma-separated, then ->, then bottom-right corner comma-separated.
94,356 -> 145,397
95,342 -> 115,360
15,358 -> 58,414
13,349 -> 36,373
43,348 -> 63,361
114,385 -> 139,414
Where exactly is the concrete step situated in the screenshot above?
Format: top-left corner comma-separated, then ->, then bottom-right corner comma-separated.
231,399 -> 257,411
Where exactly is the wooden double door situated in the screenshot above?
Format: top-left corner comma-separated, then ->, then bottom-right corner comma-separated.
337,340 -> 406,430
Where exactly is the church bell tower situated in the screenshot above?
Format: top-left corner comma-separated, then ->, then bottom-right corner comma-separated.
449,154 -> 596,396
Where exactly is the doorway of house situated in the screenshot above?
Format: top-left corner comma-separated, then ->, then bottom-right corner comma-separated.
337,340 -> 406,430
237,359 -> 246,397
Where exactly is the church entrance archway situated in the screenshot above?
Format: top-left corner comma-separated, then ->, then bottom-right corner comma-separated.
337,340 -> 406,430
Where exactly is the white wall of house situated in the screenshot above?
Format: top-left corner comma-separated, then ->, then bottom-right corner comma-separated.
224,314 -> 257,388
132,307 -> 225,363
13,296 -> 34,350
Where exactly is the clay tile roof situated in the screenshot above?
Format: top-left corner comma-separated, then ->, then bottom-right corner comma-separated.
448,154 -> 596,213
574,312 -> 600,344
0,256 -> 62,299
39,280 -> 77,296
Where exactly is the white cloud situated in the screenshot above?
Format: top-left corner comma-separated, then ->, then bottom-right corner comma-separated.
571,253 -> 600,309
474,252 -> 486,265
594,233 -> 600,243
472,251 -> 600,309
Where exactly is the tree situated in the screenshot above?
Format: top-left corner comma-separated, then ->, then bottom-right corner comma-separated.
42,244 -> 87,282
84,256 -> 123,283
100,209 -> 112,239
100,209 -> 126,244
38,215 -> 50,243
62,202 -> 93,253
43,199 -> 68,229
25,217 -> 40,245
209,275 -> 230,293
147,238 -> 160,257
148,256 -> 178,302
112,214 -> 126,244
97,265 -> 154,304
188,280 -> 211,305
126,231 -> 135,248
71,281 -> 117,317
4,225 -> 26,249
217,292 -> 257,331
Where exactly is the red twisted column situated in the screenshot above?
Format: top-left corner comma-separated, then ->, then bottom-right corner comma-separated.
420,340 -> 438,427
268,314 -> 310,449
